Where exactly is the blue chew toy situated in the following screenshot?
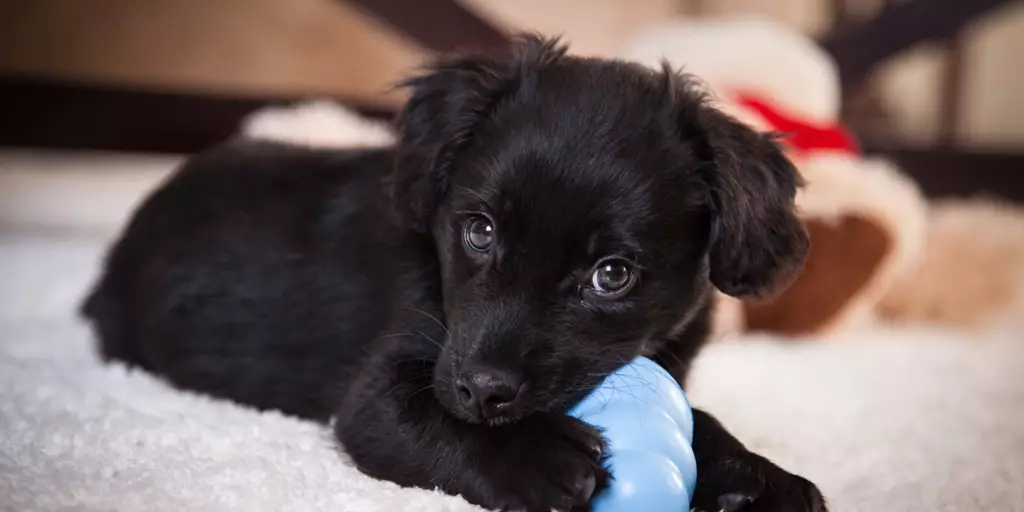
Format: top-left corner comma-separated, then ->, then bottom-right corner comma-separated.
568,357 -> 697,512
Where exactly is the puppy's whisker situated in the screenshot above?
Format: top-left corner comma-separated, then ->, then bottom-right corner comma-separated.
381,381 -> 408,399
405,306 -> 450,336
371,332 -> 419,342
404,384 -> 436,404
390,357 -> 434,366
415,330 -> 445,351
373,331 -> 445,352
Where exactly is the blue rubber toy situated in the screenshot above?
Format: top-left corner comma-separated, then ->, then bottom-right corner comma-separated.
568,357 -> 697,512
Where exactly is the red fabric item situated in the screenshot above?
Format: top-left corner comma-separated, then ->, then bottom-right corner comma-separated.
733,93 -> 859,155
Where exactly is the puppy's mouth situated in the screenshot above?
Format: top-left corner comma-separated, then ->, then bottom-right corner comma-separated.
437,393 -> 525,426
456,415 -> 518,426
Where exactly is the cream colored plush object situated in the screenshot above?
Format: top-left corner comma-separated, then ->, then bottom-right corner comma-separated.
242,100 -> 396,149
879,199 -> 1024,329
710,294 -> 746,340
620,16 -> 840,124
621,18 -> 1024,335
621,17 -> 932,337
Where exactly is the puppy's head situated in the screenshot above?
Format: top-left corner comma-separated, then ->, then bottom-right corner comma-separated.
391,36 -> 808,424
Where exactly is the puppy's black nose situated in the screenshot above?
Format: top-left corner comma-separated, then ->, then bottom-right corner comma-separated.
455,364 -> 523,419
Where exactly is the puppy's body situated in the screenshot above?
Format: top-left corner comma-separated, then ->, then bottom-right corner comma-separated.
84,144 -> 432,421
84,38 -> 825,512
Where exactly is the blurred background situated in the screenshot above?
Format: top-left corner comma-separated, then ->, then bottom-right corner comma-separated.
1,0 -> 1023,154
1,0 -> 1023,230
1,2 -> 1023,511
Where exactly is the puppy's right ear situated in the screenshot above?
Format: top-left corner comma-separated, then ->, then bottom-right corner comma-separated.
390,36 -> 567,232
700,117 -> 809,300
665,70 -> 809,299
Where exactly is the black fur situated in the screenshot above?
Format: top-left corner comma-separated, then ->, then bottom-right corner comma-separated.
83,36 -> 822,512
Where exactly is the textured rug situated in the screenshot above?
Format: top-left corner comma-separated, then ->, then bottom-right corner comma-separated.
2,102 -> 1023,510
1,230 -> 1022,511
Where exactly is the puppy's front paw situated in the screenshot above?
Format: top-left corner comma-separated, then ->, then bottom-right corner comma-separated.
470,414 -> 608,512
692,452 -> 826,512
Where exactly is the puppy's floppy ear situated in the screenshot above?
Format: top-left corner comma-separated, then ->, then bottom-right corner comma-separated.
390,35 -> 568,232
674,76 -> 809,299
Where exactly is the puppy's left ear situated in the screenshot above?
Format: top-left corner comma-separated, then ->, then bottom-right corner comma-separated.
389,53 -> 507,232
692,103 -> 810,299
390,36 -> 568,232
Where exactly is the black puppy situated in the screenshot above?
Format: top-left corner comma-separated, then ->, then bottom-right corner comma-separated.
83,37 -> 824,512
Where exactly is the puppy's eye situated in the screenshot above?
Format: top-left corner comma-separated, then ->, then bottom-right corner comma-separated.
587,258 -> 636,298
464,217 -> 494,253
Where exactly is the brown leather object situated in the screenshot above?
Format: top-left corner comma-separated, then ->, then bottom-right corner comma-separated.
746,215 -> 891,335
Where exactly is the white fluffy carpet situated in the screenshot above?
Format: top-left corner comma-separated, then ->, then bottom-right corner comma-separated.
2,149 -> 1023,511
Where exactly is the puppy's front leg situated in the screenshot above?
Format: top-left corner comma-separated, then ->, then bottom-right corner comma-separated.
690,408 -> 827,512
334,340 -> 608,512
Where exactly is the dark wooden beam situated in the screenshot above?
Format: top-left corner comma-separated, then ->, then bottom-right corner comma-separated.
828,0 -> 850,29
937,36 -> 965,145
0,76 -> 395,154
3,79 -> 1022,205
341,0 -> 509,54
820,0 -> 1013,88
864,144 -> 1024,203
